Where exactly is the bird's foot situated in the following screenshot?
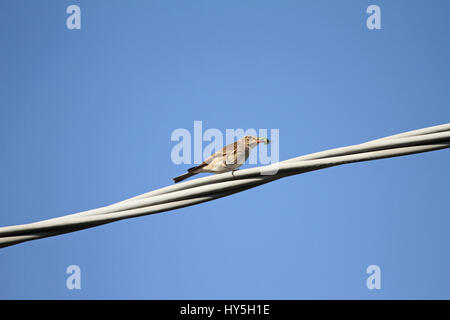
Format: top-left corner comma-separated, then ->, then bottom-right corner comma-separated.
231,169 -> 239,177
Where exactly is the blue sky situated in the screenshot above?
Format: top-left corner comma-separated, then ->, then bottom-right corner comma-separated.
0,0 -> 449,299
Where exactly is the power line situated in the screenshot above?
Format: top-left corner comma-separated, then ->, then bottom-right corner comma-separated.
1,123 -> 449,248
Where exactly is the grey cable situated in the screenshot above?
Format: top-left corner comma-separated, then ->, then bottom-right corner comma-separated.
1,123 -> 449,248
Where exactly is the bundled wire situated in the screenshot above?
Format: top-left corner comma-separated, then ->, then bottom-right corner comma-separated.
1,123 -> 449,248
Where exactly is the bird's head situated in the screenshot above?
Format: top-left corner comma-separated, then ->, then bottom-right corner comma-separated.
244,136 -> 270,148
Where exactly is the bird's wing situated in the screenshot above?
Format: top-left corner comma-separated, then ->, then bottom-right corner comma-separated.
224,141 -> 249,166
203,141 -> 237,164
203,141 -> 249,167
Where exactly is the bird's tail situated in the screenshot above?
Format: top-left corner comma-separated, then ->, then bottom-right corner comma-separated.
173,163 -> 207,183
172,170 -> 198,183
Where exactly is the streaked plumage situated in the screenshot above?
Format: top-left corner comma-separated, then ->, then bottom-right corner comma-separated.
173,136 -> 269,183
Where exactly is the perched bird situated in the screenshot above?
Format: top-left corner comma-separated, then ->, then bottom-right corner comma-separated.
173,136 -> 270,183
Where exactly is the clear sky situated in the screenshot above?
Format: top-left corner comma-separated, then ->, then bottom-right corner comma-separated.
0,0 -> 449,299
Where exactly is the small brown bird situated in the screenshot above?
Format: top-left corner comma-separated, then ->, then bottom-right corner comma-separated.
173,136 -> 270,183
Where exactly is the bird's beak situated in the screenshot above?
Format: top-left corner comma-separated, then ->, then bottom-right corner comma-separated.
258,138 -> 270,145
